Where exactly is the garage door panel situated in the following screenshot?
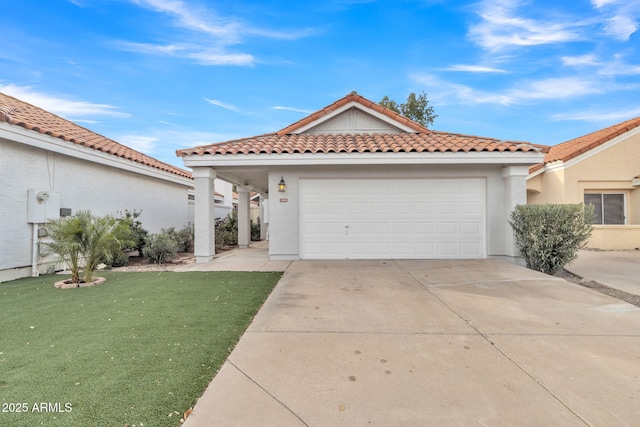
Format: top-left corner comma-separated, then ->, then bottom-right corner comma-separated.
460,222 -> 481,235
461,242 -> 482,257
460,201 -> 482,215
300,179 -> 485,259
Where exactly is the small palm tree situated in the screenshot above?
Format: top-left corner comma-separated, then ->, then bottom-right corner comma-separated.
43,211 -> 134,284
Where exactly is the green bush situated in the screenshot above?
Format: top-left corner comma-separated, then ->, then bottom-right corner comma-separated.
508,203 -> 594,275
162,223 -> 195,253
177,222 -> 195,252
215,211 -> 238,248
102,249 -> 129,268
142,233 -> 178,264
116,210 -> 148,255
251,218 -> 261,241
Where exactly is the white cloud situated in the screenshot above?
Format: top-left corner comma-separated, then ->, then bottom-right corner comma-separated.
552,107 -> 640,122
561,54 -> 600,66
0,84 -> 130,119
445,64 -> 507,73
122,0 -> 315,66
115,41 -> 255,66
603,14 -> 638,41
411,73 -> 610,106
117,135 -> 157,154
468,0 -> 582,52
272,106 -> 312,114
204,98 -> 240,112
510,77 -> 604,100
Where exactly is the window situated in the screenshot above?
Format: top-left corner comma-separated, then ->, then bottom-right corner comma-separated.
584,193 -> 625,224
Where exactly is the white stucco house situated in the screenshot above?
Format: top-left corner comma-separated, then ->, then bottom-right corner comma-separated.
178,92 -> 545,263
0,91 -> 229,282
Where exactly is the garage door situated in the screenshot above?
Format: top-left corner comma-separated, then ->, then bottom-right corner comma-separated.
299,178 -> 485,259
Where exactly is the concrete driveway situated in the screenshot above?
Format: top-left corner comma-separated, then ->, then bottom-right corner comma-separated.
183,259 -> 640,426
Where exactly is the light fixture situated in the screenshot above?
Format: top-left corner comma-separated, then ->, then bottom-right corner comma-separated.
278,177 -> 286,192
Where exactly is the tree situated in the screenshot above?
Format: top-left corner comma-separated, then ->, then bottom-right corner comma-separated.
42,211 -> 134,283
379,92 -> 437,128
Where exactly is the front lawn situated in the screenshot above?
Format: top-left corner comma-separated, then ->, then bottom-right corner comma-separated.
0,271 -> 281,427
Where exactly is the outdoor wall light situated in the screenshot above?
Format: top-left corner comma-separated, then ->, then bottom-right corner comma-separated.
278,177 -> 286,192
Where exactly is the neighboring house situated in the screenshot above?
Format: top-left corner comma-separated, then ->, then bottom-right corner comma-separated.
177,91 -> 544,263
527,117 -> 640,250
0,92 -> 226,282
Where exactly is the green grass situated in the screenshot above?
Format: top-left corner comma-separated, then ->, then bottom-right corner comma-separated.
0,271 -> 281,427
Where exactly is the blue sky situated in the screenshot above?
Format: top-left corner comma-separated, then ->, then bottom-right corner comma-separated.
1,0 -> 639,168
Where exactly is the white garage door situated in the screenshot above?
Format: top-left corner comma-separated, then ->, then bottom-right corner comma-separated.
300,178 -> 486,259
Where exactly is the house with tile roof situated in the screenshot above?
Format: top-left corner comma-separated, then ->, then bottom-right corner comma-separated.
0,92 -> 205,282
177,91 -> 544,263
527,117 -> 640,250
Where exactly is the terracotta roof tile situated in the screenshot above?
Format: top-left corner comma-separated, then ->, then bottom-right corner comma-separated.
177,131 -> 538,157
0,92 -> 192,179
530,117 -> 640,173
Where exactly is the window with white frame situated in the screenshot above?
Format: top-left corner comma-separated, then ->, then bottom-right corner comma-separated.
584,193 -> 625,224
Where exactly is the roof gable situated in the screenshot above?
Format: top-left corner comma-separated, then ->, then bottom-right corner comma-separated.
0,92 -> 192,179
277,91 -> 428,135
178,92 -> 541,157
530,116 -> 640,174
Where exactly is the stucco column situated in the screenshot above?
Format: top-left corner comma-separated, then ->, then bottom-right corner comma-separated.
502,166 -> 530,257
237,185 -> 251,248
193,167 -> 216,263
260,195 -> 268,241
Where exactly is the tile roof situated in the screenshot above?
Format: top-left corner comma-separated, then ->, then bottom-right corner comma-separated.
0,92 -> 192,179
177,92 -> 539,157
530,116 -> 640,173
178,132 -> 539,156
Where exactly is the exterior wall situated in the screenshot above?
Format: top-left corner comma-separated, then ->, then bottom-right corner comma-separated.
527,131 -> 640,249
0,139 -> 193,282
267,164 -> 515,260
589,226 -> 640,250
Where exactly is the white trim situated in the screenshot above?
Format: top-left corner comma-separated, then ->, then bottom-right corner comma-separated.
0,123 -> 193,187
182,151 -> 544,168
633,178 -> 640,187
290,101 -> 418,134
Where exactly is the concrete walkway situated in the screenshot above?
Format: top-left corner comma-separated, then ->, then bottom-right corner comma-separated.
176,241 -> 291,272
183,258 -> 640,426
567,249 -> 640,297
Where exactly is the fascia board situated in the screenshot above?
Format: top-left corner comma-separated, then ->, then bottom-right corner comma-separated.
1,123 -> 193,187
182,151 -> 545,168
290,101 -> 417,134
527,166 -> 545,180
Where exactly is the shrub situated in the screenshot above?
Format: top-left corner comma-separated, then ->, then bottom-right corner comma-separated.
142,233 -> 178,264
102,250 -> 129,268
508,203 -> 594,275
215,211 -> 238,248
251,218 -> 261,241
162,223 -> 195,253
116,210 -> 148,255
177,222 -> 195,252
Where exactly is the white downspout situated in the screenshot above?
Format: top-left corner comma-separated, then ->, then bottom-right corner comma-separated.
32,223 -> 39,277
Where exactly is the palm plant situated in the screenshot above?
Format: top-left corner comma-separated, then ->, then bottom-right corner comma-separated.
43,211 -> 135,283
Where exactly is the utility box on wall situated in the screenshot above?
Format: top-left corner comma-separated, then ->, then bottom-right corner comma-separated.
27,189 -> 60,224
